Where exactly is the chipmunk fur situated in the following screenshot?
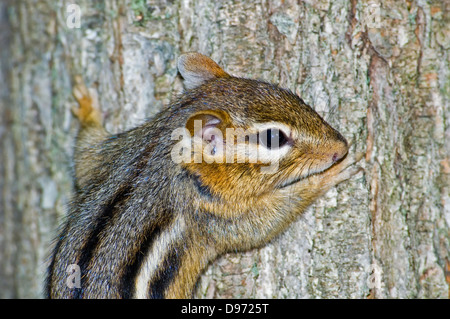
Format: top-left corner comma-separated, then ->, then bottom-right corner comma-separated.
46,52 -> 362,298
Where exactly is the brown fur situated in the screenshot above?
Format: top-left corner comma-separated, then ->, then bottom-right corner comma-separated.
46,53 -> 362,298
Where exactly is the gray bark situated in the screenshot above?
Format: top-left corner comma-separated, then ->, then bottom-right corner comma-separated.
0,0 -> 448,298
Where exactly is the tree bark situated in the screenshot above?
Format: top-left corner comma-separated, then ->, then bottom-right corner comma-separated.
0,0 -> 448,298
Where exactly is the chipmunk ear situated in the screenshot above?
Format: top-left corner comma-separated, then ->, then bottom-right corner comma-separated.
178,52 -> 231,90
185,110 -> 230,143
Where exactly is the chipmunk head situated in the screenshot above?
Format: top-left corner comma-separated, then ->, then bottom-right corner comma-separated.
174,52 -> 348,203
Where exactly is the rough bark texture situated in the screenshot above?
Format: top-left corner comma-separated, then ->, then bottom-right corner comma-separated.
0,0 -> 448,298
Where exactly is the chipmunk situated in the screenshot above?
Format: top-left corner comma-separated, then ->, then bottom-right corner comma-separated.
46,52 -> 362,299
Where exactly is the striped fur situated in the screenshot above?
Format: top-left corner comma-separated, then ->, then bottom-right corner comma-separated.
46,53 -> 360,298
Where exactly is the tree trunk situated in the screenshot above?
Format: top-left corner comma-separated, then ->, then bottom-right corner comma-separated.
0,0 -> 448,299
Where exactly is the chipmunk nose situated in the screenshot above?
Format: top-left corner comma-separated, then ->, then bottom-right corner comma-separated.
331,138 -> 348,163
320,122 -> 348,163
332,153 -> 339,162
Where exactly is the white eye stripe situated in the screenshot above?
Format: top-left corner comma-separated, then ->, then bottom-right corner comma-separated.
170,122 -> 294,165
235,122 -> 293,163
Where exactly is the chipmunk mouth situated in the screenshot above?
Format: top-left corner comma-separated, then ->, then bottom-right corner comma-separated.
276,159 -> 338,189
277,176 -> 304,189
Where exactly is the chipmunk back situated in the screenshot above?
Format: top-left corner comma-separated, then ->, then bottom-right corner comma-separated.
46,52 -> 362,298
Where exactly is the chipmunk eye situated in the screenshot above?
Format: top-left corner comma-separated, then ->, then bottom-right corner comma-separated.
258,128 -> 289,149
